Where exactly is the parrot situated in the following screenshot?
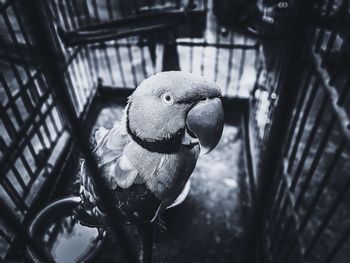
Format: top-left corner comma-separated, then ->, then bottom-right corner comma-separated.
76,71 -> 224,228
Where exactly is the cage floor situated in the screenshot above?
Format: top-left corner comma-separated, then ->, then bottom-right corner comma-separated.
89,103 -> 251,262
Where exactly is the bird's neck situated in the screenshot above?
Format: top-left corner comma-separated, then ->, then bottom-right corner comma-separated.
125,103 -> 183,154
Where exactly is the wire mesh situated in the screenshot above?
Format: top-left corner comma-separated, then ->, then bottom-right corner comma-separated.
0,0 -> 97,260
248,1 -> 350,262
0,0 -> 260,261
47,0 -> 259,96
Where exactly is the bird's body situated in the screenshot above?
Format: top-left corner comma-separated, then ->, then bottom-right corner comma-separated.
77,71 -> 224,227
79,107 -> 199,225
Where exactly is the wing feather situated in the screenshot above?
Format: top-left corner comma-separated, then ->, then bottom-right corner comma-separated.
78,115 -> 145,225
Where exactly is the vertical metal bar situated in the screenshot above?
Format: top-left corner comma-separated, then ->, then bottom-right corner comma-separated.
283,68 -> 313,157
71,0 -> 83,26
225,32 -> 235,95
48,0 -> 60,25
0,41 -> 33,113
91,0 -> 100,22
321,31 -> 337,67
36,110 -> 53,144
0,138 -> 7,153
213,23 -> 220,82
272,46 -> 288,96
72,50 -> 88,103
102,44 -> 114,85
47,107 -> 60,134
200,0 -> 208,77
267,182 -> 289,258
3,6 -> 33,82
114,43 -> 127,87
269,175 -> 285,227
254,46 -> 260,70
19,1 -> 138,262
1,178 -> 28,212
162,39 -> 180,71
287,79 -> 319,174
82,0 -> 91,25
66,0 -> 78,29
236,37 -> 247,95
290,94 -> 328,191
243,1 -> 313,262
0,74 -> 24,126
127,40 -> 138,87
92,46 -> 101,85
82,46 -> 95,88
19,153 -> 35,178
75,50 -> 90,99
119,0 -> 126,17
281,122 -> 342,262
27,140 -> 40,166
140,44 -> 148,79
242,109 -> 256,203
329,39 -> 347,86
104,0 -> 116,86
34,125 -> 49,153
200,42 -> 206,76
106,0 -> 113,20
304,174 -> 350,258
64,66 -> 81,112
337,79 -> 350,105
0,105 -> 17,139
78,49 -> 92,90
293,116 -> 336,211
42,1 -> 65,55
271,188 -> 289,242
11,167 -> 27,191
281,227 -> 300,263
298,139 -> 344,232
189,39 -> 194,73
314,29 -> 325,53
57,0 -> 71,30
189,17 -> 195,74
273,215 -> 294,263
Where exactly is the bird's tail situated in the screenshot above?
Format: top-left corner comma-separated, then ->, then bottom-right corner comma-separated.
74,159 -> 107,228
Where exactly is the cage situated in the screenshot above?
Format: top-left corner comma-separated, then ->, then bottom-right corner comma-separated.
0,0 -> 349,262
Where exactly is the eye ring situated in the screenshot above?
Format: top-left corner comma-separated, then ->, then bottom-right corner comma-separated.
161,92 -> 174,105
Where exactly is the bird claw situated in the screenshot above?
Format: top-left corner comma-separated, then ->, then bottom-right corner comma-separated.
151,217 -> 167,232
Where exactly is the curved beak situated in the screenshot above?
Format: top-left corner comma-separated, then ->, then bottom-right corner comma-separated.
185,98 -> 224,155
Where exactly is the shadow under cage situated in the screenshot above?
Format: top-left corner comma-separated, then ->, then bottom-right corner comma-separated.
0,0 -> 349,263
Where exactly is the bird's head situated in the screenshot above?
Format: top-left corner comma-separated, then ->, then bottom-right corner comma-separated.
127,71 -> 224,155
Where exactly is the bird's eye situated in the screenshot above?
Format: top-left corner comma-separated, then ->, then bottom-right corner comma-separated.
161,92 -> 174,105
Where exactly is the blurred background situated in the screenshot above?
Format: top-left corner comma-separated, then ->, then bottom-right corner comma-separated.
0,0 -> 349,262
